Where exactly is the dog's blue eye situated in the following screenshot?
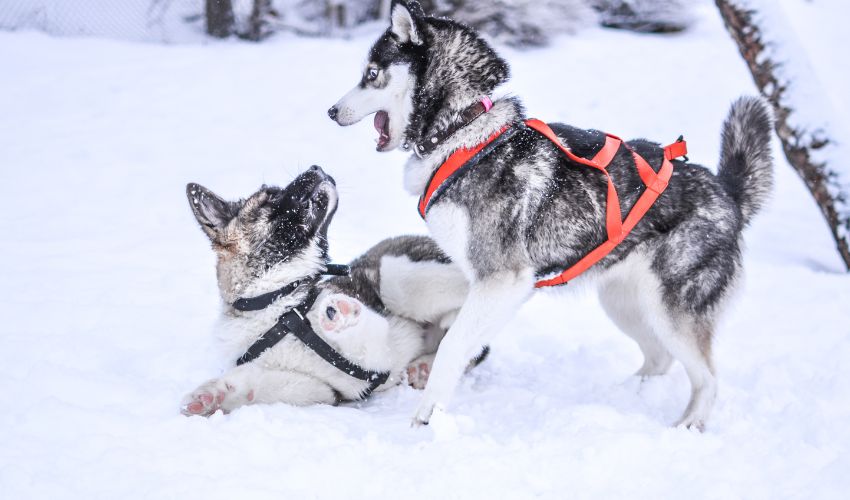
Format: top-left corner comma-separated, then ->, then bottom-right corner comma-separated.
367,68 -> 379,81
326,307 -> 337,320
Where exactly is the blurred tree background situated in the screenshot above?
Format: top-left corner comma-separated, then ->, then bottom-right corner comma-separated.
0,0 -> 693,45
206,0 -> 693,44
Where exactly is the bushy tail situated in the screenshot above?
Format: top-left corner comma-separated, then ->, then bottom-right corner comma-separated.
717,96 -> 775,225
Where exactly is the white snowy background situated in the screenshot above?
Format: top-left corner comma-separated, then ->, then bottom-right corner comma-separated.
1,0 -> 849,498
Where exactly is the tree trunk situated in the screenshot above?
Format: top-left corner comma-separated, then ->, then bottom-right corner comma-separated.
325,1 -> 349,33
206,0 -> 234,38
245,0 -> 274,41
716,0 -> 850,270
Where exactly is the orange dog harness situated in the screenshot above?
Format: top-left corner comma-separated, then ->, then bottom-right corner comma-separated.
418,119 -> 688,287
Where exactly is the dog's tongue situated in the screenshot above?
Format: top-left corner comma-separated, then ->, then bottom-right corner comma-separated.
374,111 -> 388,135
374,111 -> 390,149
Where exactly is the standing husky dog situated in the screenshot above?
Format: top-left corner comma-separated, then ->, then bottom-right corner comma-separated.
182,166 -> 469,416
328,0 -> 774,430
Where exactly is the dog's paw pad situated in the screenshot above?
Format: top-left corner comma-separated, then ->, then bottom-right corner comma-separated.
184,401 -> 206,415
181,388 -> 226,417
406,362 -> 431,390
318,294 -> 361,333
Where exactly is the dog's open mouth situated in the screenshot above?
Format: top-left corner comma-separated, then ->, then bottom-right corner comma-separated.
374,110 -> 390,151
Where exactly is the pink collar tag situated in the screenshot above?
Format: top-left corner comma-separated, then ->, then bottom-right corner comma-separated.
481,96 -> 493,112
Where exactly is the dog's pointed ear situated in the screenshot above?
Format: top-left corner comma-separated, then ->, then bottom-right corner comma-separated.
186,183 -> 239,241
390,0 -> 424,45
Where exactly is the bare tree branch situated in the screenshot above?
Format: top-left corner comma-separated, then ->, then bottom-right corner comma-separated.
716,0 -> 850,270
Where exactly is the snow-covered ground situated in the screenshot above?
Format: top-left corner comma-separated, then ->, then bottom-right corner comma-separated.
1,2 -> 849,498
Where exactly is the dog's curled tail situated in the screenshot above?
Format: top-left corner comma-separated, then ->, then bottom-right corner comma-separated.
717,96 -> 775,225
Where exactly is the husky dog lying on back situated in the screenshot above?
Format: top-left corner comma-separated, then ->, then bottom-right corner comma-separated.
328,0 -> 774,430
181,166 -> 470,416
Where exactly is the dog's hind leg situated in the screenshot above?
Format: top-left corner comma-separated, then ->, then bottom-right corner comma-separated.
181,364 -> 336,416
644,266 -> 717,430
601,251 -> 717,430
599,275 -> 673,377
648,210 -> 741,431
652,317 -> 717,431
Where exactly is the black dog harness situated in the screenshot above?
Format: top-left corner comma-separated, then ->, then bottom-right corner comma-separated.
233,264 -> 390,400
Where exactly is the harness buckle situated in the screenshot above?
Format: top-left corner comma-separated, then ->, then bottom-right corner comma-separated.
664,135 -> 688,162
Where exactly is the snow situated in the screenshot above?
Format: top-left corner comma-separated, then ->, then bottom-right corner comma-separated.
1,1 -> 849,498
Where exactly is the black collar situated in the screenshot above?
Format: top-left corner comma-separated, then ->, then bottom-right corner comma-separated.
408,98 -> 492,158
232,265 -> 390,400
231,264 -> 351,312
232,279 -> 310,312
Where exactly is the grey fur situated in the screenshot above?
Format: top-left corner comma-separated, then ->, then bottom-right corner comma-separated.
718,96 -> 775,224
330,0 -> 775,430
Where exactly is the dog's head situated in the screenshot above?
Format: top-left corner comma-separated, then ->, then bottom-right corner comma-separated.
187,166 -> 338,303
327,0 -> 509,153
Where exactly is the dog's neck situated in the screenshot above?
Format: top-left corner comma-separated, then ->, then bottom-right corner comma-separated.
408,98 -> 492,157
217,242 -> 327,309
403,96 -> 524,196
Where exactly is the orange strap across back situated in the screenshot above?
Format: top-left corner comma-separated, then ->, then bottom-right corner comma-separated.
419,118 -> 686,288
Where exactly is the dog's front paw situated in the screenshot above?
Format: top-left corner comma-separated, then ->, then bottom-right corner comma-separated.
675,414 -> 706,433
181,379 -> 254,417
411,401 -> 436,427
318,294 -> 361,333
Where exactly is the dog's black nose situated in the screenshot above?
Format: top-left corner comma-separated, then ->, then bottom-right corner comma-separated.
309,165 -> 324,174
327,106 -> 338,121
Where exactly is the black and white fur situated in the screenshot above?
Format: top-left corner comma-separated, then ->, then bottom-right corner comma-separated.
329,0 -> 774,430
182,166 -> 469,416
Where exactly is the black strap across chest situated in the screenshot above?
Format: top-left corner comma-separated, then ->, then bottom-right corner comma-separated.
232,279 -> 307,312
233,266 -> 389,400
232,264 -> 351,313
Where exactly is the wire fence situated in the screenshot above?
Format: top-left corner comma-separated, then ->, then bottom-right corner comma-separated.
0,0 -> 212,43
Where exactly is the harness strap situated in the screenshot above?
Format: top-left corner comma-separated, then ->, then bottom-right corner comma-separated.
232,279 -> 309,312
232,264 -> 351,312
234,270 -> 390,400
282,306 -> 390,399
525,119 -> 626,241
418,118 -> 687,288
236,286 -> 322,365
324,263 -> 351,276
418,125 -> 515,218
528,119 -> 680,287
